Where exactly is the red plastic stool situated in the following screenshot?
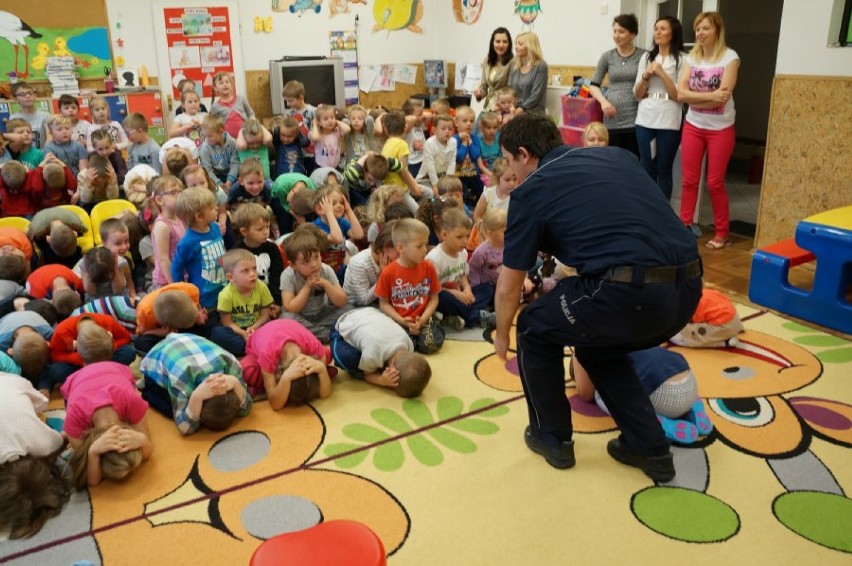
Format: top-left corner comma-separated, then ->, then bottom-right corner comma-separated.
249,520 -> 387,566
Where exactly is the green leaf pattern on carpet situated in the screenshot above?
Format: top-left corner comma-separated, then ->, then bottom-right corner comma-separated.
781,322 -> 852,364
323,397 -> 509,471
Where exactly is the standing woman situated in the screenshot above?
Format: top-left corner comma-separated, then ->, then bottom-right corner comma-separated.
474,28 -> 514,112
589,14 -> 646,155
677,12 -> 740,249
508,32 -> 549,115
633,16 -> 685,200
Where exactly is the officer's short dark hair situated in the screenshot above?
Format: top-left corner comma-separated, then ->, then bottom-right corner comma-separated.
499,113 -> 563,160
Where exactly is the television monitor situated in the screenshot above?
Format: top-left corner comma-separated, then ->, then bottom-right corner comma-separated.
423,60 -> 448,89
269,58 -> 345,115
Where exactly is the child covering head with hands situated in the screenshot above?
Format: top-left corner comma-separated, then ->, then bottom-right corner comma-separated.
139,333 -> 252,435
63,344 -> 152,489
240,318 -> 334,408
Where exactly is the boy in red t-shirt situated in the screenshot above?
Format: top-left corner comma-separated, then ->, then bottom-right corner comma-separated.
45,313 -> 137,392
374,218 -> 444,354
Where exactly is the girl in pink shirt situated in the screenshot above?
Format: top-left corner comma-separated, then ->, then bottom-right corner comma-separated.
62,361 -> 152,489
240,318 -> 334,409
150,176 -> 187,288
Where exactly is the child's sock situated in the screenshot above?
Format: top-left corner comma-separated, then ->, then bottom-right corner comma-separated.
685,399 -> 714,435
658,415 -> 699,444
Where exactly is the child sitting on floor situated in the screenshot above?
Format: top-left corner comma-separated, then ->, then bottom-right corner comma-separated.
30,156 -> 76,209
74,154 -> 119,210
76,246 -> 126,301
215,249 -> 273,357
233,203 -> 285,306
374,218 -> 444,354
241,318 -> 334,409
139,333 -> 252,436
0,160 -> 36,218
45,313 -> 136,392
312,185 -> 364,283
0,310 -> 53,387
0,373 -> 68,540
331,307 -> 431,397
426,207 -> 496,330
25,263 -> 84,319
27,206 -> 88,268
670,289 -> 744,348
280,224 -> 351,343
343,221 -> 398,307
63,350 -> 152,489
171,187 -> 227,312
572,346 -> 713,444
133,283 -> 206,354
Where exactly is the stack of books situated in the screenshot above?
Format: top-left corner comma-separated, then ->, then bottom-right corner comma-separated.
46,57 -> 80,97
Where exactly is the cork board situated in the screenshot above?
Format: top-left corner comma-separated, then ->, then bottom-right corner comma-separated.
755,75 -> 852,248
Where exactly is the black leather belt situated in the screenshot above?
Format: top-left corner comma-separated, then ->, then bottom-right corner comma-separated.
599,259 -> 702,284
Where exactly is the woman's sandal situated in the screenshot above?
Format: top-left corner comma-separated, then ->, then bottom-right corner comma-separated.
705,238 -> 731,249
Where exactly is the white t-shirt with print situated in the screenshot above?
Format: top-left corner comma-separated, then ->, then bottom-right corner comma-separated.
685,48 -> 739,131
426,245 -> 468,289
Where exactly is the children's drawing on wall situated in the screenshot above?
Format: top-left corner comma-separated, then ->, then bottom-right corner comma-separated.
169,46 -> 201,69
378,64 -> 395,90
181,12 -> 213,36
201,46 -> 231,67
514,0 -> 542,29
453,0 -> 483,25
373,0 -> 424,34
0,10 -> 113,80
278,0 -> 323,16
330,0 -> 368,17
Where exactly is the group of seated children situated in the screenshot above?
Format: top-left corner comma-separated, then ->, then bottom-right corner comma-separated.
0,78 -> 733,542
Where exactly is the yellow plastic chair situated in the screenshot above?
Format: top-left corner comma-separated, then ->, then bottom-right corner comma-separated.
56,205 -> 95,252
89,200 -> 137,245
0,216 -> 31,233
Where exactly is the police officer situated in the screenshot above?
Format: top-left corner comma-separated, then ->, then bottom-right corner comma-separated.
494,113 -> 702,481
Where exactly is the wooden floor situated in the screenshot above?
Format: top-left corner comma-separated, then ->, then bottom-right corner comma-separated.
696,228 -> 850,340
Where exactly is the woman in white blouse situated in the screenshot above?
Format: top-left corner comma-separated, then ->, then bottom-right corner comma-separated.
677,11 -> 740,249
634,16 -> 685,201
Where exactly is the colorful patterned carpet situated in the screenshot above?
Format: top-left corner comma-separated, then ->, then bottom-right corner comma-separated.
2,304 -> 851,564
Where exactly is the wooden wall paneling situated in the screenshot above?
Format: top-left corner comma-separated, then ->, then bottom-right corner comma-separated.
755,75 -> 852,248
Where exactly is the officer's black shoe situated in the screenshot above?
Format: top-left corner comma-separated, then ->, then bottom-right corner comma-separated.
524,427 -> 575,469
606,438 -> 675,482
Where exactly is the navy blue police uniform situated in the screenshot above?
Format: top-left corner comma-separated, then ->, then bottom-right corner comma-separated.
503,144 -> 702,457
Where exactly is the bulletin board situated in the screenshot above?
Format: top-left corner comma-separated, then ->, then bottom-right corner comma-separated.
0,0 -> 113,81
162,6 -> 235,98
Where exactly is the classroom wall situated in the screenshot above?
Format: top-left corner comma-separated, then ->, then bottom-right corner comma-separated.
105,0 -> 629,74
775,0 -> 852,75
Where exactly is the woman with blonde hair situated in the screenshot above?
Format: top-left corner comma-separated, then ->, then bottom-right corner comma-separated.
677,11 -> 740,249
508,31 -> 549,115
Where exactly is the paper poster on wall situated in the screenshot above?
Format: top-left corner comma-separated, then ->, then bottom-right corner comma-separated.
329,30 -> 359,105
454,63 -> 481,94
162,7 -> 234,98
393,64 -> 417,85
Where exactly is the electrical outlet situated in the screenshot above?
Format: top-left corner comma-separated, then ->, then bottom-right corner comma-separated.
600,3 -> 608,15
